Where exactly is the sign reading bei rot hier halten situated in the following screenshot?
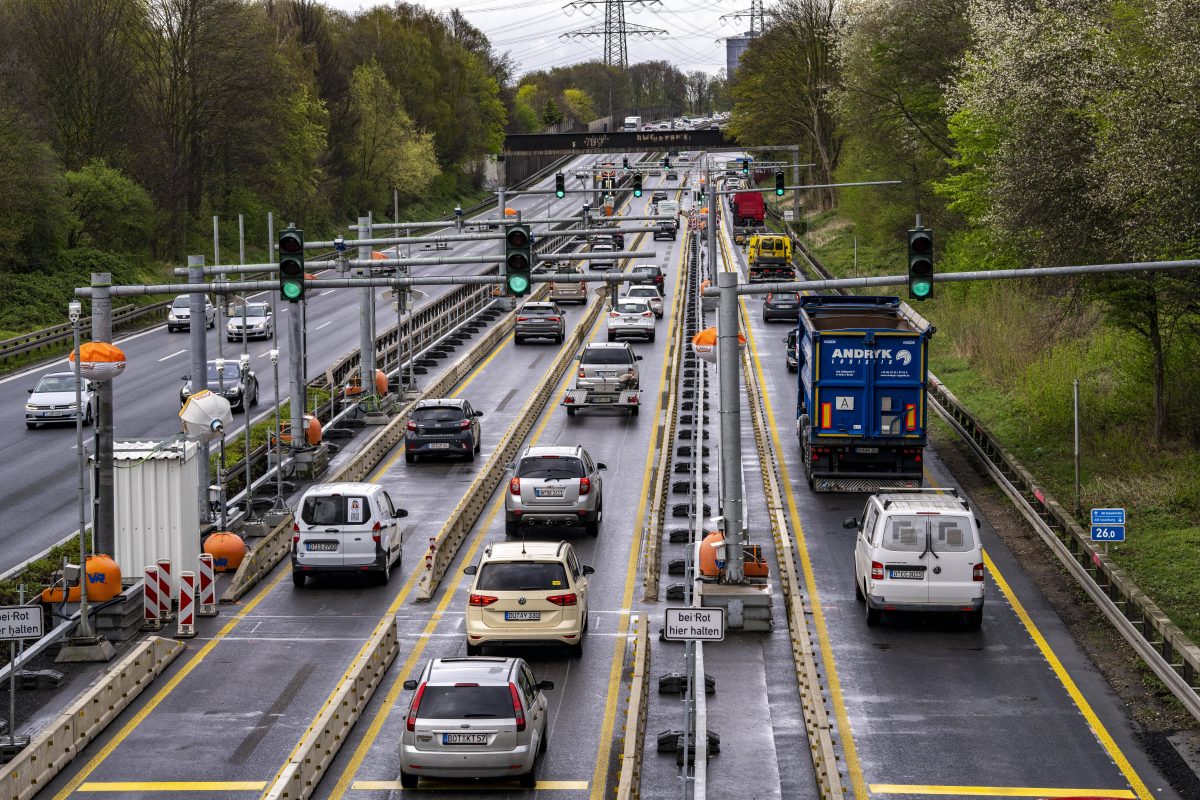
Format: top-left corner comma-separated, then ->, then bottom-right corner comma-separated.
664,607 -> 726,641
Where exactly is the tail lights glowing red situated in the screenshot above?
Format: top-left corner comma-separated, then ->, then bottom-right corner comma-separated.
547,593 -> 577,606
508,683 -> 526,732
509,478 -> 521,495
871,561 -> 884,580
973,563 -> 985,582
406,682 -> 427,731
578,477 -> 591,495
406,420 -> 416,431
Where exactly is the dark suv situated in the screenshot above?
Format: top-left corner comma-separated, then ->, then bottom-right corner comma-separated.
405,399 -> 483,463
630,264 -> 665,291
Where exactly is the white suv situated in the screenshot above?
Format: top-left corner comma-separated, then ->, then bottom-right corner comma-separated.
607,298 -> 656,342
292,482 -> 408,587
845,488 -> 985,628
463,541 -> 594,656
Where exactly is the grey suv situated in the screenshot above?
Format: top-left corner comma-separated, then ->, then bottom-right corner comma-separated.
399,656 -> 553,789
576,343 -> 641,391
405,399 -> 483,463
514,302 -> 566,344
505,445 -> 607,536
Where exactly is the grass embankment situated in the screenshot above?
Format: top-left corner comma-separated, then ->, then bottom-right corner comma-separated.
801,210 -> 1200,643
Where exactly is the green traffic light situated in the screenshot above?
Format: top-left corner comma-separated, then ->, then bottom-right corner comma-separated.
910,280 -> 932,298
282,281 -> 304,300
507,274 -> 530,294
634,189 -> 642,197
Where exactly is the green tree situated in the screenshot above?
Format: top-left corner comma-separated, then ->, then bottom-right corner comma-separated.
541,97 -> 565,126
63,159 -> 155,252
562,88 -> 595,123
0,106 -> 70,273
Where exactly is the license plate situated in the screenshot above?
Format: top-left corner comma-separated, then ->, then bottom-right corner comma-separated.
889,568 -> 925,580
856,447 -> 879,454
597,370 -> 617,377
591,395 -> 614,403
623,317 -> 639,323
430,442 -> 451,449
47,411 -> 65,417
504,611 -> 541,621
306,542 -> 337,552
534,487 -> 564,498
443,733 -> 489,745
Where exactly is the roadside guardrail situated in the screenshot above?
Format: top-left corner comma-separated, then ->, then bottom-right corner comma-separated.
615,614 -> 650,800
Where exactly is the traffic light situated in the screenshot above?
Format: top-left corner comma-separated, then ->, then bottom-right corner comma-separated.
907,228 -> 934,300
504,223 -> 533,296
741,158 -> 750,175
622,156 -> 629,170
775,170 -> 785,196
633,173 -> 643,198
278,227 -> 305,302
555,172 -> 565,199
662,156 -> 671,169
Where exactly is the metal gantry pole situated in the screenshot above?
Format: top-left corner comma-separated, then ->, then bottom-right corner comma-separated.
189,258 -> 210,521
717,271 -> 745,582
271,349 -> 285,511
70,305 -> 93,639
89,272 -> 114,556
791,145 -> 802,226
288,295 -> 305,452
1074,379 -> 1082,516
357,215 -> 375,401
241,303 -> 253,522
706,159 -> 718,284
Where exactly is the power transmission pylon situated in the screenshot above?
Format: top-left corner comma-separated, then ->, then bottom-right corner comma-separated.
561,0 -> 668,68
720,0 -> 765,33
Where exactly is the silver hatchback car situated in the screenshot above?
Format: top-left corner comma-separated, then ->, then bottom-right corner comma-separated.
505,445 -> 606,536
399,657 -> 553,789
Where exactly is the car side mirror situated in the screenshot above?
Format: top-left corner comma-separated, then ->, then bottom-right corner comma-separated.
394,509 -> 408,518
463,565 -> 477,575
582,565 -> 595,575
538,680 -> 555,691
504,462 -> 516,470
403,680 -> 418,690
842,516 -> 858,530
475,411 -> 484,417
636,355 -> 643,361
181,375 -> 190,382
574,355 -> 582,361
27,388 -> 33,394
596,462 -> 607,470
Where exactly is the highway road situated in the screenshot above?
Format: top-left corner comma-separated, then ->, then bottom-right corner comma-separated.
0,156 -> 602,574
20,156 -> 1192,800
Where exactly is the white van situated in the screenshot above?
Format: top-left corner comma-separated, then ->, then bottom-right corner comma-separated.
656,200 -> 680,229
292,482 -> 407,587
845,488 -> 985,628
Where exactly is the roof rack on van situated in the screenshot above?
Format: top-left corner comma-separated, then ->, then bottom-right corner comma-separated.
879,486 -> 968,510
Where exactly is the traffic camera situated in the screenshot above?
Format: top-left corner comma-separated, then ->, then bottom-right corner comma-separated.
278,228 -> 305,303
504,224 -> 533,297
907,228 -> 934,300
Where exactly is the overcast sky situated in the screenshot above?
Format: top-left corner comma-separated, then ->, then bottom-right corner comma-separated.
322,0 -> 744,77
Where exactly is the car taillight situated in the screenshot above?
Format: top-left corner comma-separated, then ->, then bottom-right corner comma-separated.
459,419 -> 471,429
509,682 -> 526,732
372,520 -> 382,543
469,594 -> 498,606
871,561 -> 884,580
547,593 -> 577,606
516,316 -> 528,322
406,420 -> 416,431
406,682 -> 426,731
579,477 -> 591,495
609,311 -> 619,318
642,311 -> 653,318
578,369 -> 585,378
547,317 -> 560,322
510,478 -> 521,495
292,522 -> 299,545
973,563 -> 985,582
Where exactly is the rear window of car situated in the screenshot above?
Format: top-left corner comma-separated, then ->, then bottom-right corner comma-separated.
476,561 -> 569,591
300,495 -> 372,526
517,456 -> 585,479
634,267 -> 660,276
417,685 -> 513,719
581,348 -> 633,365
414,406 -> 464,422
522,306 -> 557,316
880,515 -> 974,552
615,302 -> 646,314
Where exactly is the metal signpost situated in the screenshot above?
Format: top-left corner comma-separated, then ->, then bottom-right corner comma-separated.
1,604 -> 43,752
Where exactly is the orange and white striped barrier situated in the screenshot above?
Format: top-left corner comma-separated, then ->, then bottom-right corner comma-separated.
176,571 -> 196,639
157,558 -> 175,621
142,565 -> 162,631
197,554 -> 218,617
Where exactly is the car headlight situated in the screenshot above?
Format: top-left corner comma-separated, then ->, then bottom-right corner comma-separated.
225,387 -> 242,396
25,404 -> 36,411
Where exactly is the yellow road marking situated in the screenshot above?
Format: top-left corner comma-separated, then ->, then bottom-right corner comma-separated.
728,224 -> 869,799
328,311 -> 609,799
78,782 -> 266,792
870,785 -> 1135,799
351,779 -> 590,791
983,550 -> 1152,800
52,568 -> 290,800
588,216 -> 686,800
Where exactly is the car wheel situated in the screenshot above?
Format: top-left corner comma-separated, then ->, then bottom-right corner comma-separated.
865,598 -> 881,627
566,407 -> 576,416
557,333 -> 564,344
607,333 -> 615,342
84,405 -> 93,425
466,447 -> 476,463
250,386 -> 259,408
292,571 -> 305,588
585,516 -> 599,537
569,640 -> 583,659
649,332 -> 656,343
505,519 -> 519,537
25,422 -> 36,430
475,436 -> 482,453
467,642 -> 482,656
854,576 -> 864,602
538,730 -> 548,755
514,336 -> 523,345
377,557 -> 391,585
965,608 -> 983,630
399,771 -> 418,789
208,317 -> 215,329
405,451 -> 415,464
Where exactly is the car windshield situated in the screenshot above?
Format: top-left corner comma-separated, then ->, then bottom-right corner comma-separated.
238,304 -> 269,317
581,348 -> 633,365
615,302 -> 647,314
34,375 -> 76,393
417,685 -> 513,719
205,364 -> 241,382
171,297 -> 190,308
414,407 -> 465,422
518,456 -> 585,479
475,561 -> 569,591
627,289 -> 658,299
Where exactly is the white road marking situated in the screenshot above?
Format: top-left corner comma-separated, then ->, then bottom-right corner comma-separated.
313,321 -> 333,331
157,349 -> 187,362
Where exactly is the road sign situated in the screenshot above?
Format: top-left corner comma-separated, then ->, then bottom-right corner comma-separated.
664,607 -> 725,641
1091,507 -> 1126,525
782,210 -> 794,221
1090,525 -> 1126,542
0,605 -> 43,641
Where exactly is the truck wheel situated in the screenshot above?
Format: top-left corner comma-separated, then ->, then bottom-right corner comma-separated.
630,406 -> 639,417
566,407 -> 576,416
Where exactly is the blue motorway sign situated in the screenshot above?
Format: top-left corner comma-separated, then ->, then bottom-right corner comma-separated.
1090,525 -> 1126,542
1090,507 -> 1126,525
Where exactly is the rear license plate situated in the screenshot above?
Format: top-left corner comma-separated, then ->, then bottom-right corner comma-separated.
889,568 -> 925,580
430,442 -> 451,449
444,733 -> 489,744
856,447 -> 879,454
597,370 -> 617,377
534,487 -> 564,498
591,395 -> 614,403
504,611 -> 541,621
623,317 -> 639,323
306,542 -> 337,552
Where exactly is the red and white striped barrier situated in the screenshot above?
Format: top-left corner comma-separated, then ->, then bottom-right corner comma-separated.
197,554 -> 218,617
176,571 -> 196,639
142,565 -> 162,631
157,558 -> 174,621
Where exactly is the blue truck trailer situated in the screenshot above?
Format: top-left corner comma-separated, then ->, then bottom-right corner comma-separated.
794,296 -> 933,492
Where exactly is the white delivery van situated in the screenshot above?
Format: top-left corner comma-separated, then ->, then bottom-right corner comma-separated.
657,200 -> 680,228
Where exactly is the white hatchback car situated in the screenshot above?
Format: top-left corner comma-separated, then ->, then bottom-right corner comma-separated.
607,298 -> 656,342
292,482 -> 407,587
846,488 -> 985,628
464,541 -> 593,657
25,372 -> 96,429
